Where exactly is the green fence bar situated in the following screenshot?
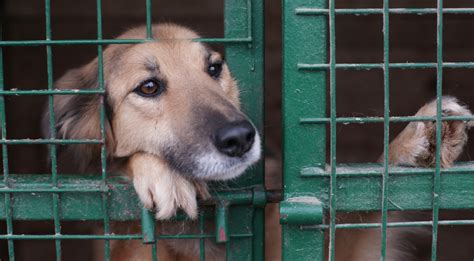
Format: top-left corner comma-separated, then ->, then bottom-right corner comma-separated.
224,0 -> 265,259
380,0 -> 390,259
94,0 -> 112,259
0,38 -> 252,47
44,0 -> 62,259
0,89 -> 104,95
300,115 -> 474,124
216,203 -> 229,243
141,208 -> 156,244
0,174 -> 270,218
327,0 -> 336,259
431,1 -> 444,260
281,0 -> 327,260
199,212 -> 206,261
298,62 -> 474,70
295,7 -> 474,15
145,0 -> 153,39
0,8 -> 15,260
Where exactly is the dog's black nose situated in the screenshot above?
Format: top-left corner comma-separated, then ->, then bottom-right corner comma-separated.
214,120 -> 256,157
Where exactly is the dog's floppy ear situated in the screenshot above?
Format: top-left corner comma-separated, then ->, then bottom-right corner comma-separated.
43,59 -> 115,171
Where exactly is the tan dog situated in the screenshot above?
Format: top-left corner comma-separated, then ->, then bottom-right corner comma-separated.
44,24 -> 261,259
336,96 -> 474,260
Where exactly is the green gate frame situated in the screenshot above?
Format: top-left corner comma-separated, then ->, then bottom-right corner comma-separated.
281,1 -> 474,260
0,0 -> 265,260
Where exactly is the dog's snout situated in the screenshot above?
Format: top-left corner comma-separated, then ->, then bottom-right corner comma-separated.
214,120 -> 256,157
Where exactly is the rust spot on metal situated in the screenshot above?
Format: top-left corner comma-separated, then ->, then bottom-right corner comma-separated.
219,227 -> 227,241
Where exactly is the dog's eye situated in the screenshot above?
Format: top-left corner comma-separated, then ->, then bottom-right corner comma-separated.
134,79 -> 163,97
208,62 -> 222,78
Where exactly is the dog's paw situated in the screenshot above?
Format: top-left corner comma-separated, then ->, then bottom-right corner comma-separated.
129,153 -> 199,220
420,97 -> 472,167
388,96 -> 472,168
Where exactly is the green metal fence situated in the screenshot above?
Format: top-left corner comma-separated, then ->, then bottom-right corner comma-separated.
0,0 -> 265,260
281,1 -> 474,260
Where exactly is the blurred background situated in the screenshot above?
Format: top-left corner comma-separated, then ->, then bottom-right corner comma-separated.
2,0 -> 474,260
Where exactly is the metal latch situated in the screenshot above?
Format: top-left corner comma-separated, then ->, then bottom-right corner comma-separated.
280,196 -> 323,225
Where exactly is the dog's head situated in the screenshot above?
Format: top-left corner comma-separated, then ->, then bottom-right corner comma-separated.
50,24 -> 261,180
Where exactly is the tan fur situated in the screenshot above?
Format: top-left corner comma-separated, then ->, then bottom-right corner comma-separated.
336,96 -> 473,260
385,96 -> 472,168
47,24 -> 261,260
128,153 -> 199,219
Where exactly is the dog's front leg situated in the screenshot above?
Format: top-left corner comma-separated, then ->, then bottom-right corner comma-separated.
337,97 -> 473,261
128,152 -> 203,219
382,96 -> 472,260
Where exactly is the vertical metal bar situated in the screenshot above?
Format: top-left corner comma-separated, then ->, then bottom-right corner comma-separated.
328,0 -> 337,260
282,0 -> 327,259
224,0 -> 264,259
199,211 -> 206,261
380,0 -> 390,260
96,0 -> 110,259
252,207 -> 265,260
247,2 -> 265,260
96,0 -> 105,183
152,242 -> 158,261
0,10 -> 14,261
215,203 -> 229,243
246,0 -> 252,40
432,0 -> 444,260
141,208 -> 156,243
45,0 -> 62,259
225,238 -> 231,261
145,0 -> 153,39
4,194 -> 13,261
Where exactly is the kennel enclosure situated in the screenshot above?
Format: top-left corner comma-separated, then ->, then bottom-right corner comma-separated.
281,0 -> 474,260
3,0 -> 474,260
0,0 -> 266,260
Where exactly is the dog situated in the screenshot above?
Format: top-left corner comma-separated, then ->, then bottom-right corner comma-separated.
44,23 -> 261,260
335,96 -> 474,260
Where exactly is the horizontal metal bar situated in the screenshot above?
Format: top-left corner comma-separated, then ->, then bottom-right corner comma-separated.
0,233 -> 253,240
0,89 -> 104,95
0,139 -> 103,145
0,175 -> 272,220
299,162 -> 474,211
298,62 -> 474,70
300,162 -> 474,177
0,186 -> 282,204
305,220 -> 474,230
295,7 -> 474,15
0,37 -> 252,47
300,115 -> 474,124
0,187 -> 107,193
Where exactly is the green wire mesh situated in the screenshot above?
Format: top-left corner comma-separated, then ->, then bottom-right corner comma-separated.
0,0 -> 265,260
282,1 -> 474,261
